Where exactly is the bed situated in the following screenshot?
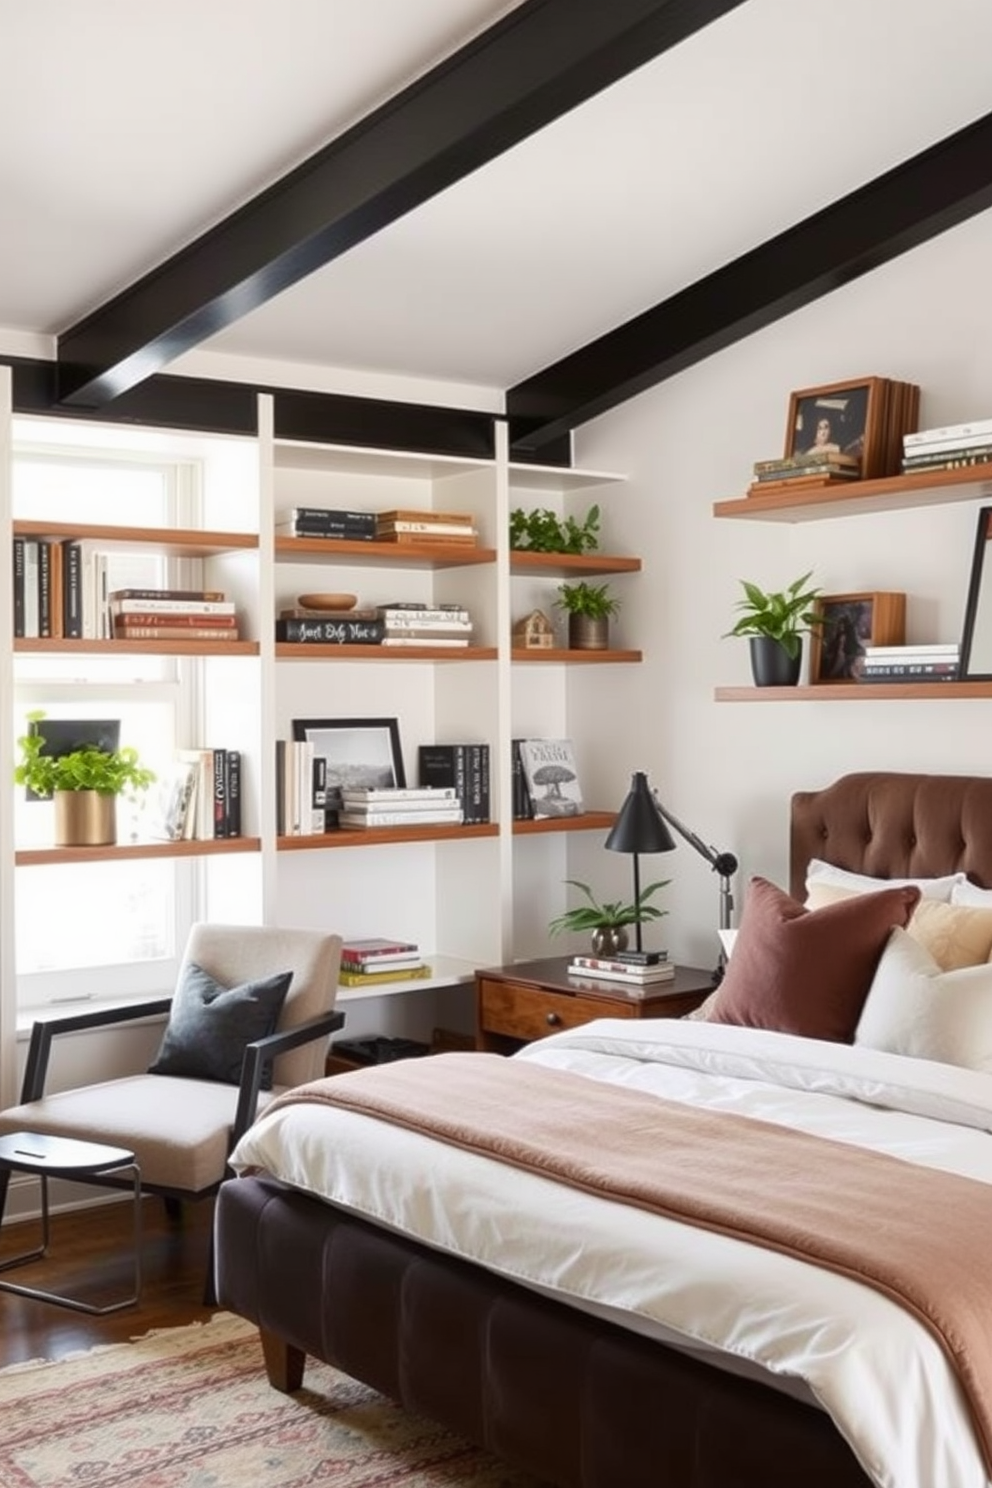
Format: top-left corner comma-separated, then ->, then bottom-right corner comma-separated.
215,770 -> 992,1488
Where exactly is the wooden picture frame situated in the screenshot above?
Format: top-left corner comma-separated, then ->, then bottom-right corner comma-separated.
292,717 -> 405,823
785,378 -> 886,476
809,592 -> 906,683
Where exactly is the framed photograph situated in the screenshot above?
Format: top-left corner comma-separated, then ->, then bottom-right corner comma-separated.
292,717 -> 405,823
785,378 -> 886,476
809,592 -> 906,683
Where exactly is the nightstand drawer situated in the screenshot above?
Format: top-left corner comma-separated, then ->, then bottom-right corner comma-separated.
479,980 -> 635,1042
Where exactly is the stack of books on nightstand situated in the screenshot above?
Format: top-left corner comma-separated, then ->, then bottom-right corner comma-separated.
567,952 -> 674,985
338,938 -> 433,987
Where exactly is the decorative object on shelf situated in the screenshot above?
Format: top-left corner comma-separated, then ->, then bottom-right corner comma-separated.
511,608 -> 555,649
297,593 -> 358,611
603,770 -> 675,954
509,503 -> 600,555
292,717 -> 405,829
808,592 -> 906,683
783,377 -> 919,480
517,738 -> 583,818
554,580 -> 620,650
959,505 -> 992,681
723,571 -> 821,686
651,790 -> 739,981
13,711 -> 155,847
548,873 -> 669,956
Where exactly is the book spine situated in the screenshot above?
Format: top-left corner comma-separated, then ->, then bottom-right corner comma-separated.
373,532 -> 478,545
376,521 -> 476,536
464,743 -> 490,823
213,749 -> 229,838
226,750 -> 241,837
37,539 -> 52,637
109,610 -> 238,627
278,524 -> 376,540
62,540 -> 83,638
341,787 -> 459,802
901,449 -> 992,471
108,588 -> 226,601
861,665 -> 960,679
12,537 -> 25,638
511,740 -> 535,819
377,509 -> 473,525
276,618 -> 386,643
569,961 -> 675,983
905,418 -> 992,447
340,952 -> 424,968
22,541 -> 40,638
110,597 -> 235,615
339,808 -> 464,826
337,965 -> 432,986
111,625 -> 240,640
283,507 -> 377,529
340,942 -> 419,958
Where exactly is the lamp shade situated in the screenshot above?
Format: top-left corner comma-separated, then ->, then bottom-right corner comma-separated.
605,772 -> 676,855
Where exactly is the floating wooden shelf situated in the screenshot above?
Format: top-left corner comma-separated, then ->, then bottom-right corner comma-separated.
15,638 -> 259,656
513,811 -> 616,834
714,683 -> 992,701
274,535 -> 496,567
15,837 -> 262,867
512,647 -> 642,663
13,520 -> 257,555
277,823 -> 499,850
509,551 -> 641,576
713,463 -> 992,522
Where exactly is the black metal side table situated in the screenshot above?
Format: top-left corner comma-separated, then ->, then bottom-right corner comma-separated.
0,1131 -> 141,1313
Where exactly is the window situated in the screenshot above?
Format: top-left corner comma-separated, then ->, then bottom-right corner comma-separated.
12,433 -> 204,1011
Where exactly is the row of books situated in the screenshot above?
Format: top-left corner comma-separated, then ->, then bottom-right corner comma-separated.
510,738 -> 583,820
567,952 -> 674,985
338,937 -> 432,987
275,506 -> 479,547
901,416 -> 992,473
275,739 -> 325,836
148,747 -> 242,841
276,602 -> 472,647
417,743 -> 491,823
859,643 -> 960,682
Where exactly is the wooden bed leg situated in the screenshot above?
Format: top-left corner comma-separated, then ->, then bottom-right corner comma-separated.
259,1327 -> 306,1392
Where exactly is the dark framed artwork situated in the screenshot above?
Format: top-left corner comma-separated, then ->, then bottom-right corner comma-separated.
21,718 -> 121,802
809,592 -> 906,683
292,717 -> 405,824
785,378 -> 886,475
959,505 -> 992,680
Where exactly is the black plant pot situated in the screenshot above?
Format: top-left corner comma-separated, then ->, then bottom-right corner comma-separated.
749,636 -> 802,687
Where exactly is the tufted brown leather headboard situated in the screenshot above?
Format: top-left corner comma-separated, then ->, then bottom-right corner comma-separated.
790,772 -> 992,901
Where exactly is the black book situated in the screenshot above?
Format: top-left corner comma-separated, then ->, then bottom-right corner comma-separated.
62,539 -> 83,638
610,950 -> 668,966
275,617 -> 386,644
225,750 -> 241,837
418,744 -> 468,813
510,739 -> 535,819
37,539 -> 52,638
12,537 -> 25,638
465,743 -> 491,823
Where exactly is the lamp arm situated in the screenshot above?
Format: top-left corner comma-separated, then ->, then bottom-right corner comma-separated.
652,798 -> 738,878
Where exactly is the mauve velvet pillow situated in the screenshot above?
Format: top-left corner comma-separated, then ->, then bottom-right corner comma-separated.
702,876 -> 921,1042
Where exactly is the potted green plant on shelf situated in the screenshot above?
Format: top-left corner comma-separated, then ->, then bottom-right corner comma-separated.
554,580 -> 621,651
548,877 -> 669,956
723,570 -> 821,686
14,713 -> 156,847
509,503 -> 601,555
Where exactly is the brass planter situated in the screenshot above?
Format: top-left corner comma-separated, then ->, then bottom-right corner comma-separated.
568,614 -> 609,650
54,790 -> 117,846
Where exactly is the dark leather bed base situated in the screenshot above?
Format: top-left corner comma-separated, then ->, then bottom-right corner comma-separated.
215,1174 -> 873,1488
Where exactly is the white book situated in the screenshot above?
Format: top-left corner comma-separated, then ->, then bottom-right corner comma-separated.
339,807 -> 464,827
341,786 -> 458,803
377,520 -> 476,535
567,963 -> 676,985
904,418 -> 992,448
377,607 -> 470,622
382,617 -> 473,631
176,748 -> 216,839
22,540 -> 39,638
380,636 -> 470,648
109,597 -> 235,615
864,644 -> 959,658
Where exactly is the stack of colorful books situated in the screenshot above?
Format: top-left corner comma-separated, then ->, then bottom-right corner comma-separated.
338,938 -> 432,987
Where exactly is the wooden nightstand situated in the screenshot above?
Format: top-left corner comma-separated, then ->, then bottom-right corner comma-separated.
475,955 -> 715,1055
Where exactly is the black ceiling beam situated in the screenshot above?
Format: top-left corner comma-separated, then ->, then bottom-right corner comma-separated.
506,109 -> 992,455
56,0 -> 750,410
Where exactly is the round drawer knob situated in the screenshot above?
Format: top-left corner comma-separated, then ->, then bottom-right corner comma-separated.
545,1011 -> 561,1027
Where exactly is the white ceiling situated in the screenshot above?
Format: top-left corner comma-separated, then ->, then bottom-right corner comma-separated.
4,0 -> 992,404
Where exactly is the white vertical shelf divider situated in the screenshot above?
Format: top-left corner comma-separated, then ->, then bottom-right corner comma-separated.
0,367 -> 16,1104
255,393 -> 280,919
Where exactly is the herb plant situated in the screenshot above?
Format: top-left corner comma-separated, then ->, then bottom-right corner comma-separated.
509,503 -> 601,554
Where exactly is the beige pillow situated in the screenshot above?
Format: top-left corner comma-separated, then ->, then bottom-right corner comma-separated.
906,899 -> 992,971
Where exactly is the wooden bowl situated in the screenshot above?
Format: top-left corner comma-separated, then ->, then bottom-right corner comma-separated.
297,593 -> 358,612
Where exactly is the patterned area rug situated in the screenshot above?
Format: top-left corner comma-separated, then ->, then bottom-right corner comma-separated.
0,1312 -> 548,1487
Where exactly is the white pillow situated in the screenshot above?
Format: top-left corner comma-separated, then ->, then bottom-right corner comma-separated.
951,880 -> 992,908
805,858 -> 965,905
855,927 -> 992,1072
718,928 -> 738,960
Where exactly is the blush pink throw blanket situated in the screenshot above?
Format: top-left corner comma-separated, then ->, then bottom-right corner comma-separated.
263,1052 -> 992,1472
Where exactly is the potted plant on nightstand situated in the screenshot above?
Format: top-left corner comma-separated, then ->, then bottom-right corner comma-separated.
723,570 -> 821,686
14,713 -> 156,846
554,580 -> 621,651
548,877 -> 669,956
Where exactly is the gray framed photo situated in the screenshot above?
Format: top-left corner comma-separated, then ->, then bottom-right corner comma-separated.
292,717 -> 405,824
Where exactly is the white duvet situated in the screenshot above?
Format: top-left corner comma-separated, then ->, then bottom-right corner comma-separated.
230,1019 -> 992,1488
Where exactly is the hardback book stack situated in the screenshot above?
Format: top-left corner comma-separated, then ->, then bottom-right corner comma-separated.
149,747 -> 241,840
377,602 -> 473,648
108,588 -> 240,642
748,451 -> 862,492
338,785 -> 463,829
275,739 -> 326,835
901,418 -> 992,473
516,738 -> 583,819
338,937 -> 432,987
275,507 -> 377,541
417,743 -> 491,822
567,951 -> 674,985
859,643 -> 960,682
373,509 -> 478,548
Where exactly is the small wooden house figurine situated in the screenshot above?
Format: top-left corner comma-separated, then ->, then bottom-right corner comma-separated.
512,608 -> 555,648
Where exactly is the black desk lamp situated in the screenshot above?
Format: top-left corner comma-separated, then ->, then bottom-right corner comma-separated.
604,771 -> 676,953
651,792 -> 739,980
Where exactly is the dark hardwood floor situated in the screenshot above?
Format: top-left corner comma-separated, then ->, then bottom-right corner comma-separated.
0,1196 -> 217,1368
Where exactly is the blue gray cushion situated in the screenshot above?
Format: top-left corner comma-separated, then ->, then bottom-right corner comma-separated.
148,961 -> 293,1085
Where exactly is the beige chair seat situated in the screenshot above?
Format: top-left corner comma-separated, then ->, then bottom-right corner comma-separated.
0,1076 -> 284,1193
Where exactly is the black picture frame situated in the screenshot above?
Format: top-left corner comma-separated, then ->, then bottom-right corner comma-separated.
22,718 -> 121,802
291,717 -> 405,824
959,505 -> 992,680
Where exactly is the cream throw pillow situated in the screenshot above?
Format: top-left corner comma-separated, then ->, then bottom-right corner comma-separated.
805,859 -> 965,905
906,899 -> 992,971
855,928 -> 992,1071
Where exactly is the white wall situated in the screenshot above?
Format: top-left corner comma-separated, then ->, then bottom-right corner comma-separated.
567,207 -> 992,973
